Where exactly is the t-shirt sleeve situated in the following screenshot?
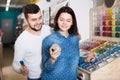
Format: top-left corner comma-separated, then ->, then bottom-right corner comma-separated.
12,39 -> 25,73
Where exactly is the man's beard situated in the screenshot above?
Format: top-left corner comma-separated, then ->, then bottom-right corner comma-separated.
28,22 -> 42,31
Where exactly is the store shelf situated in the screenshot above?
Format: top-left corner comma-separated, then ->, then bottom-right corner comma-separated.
0,44 -> 2,80
78,58 -> 120,80
78,0 -> 120,80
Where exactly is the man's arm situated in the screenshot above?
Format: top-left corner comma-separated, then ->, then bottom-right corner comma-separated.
12,40 -> 25,73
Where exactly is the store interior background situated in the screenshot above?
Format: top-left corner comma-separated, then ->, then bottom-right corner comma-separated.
0,0 -> 95,44
0,0 -> 105,80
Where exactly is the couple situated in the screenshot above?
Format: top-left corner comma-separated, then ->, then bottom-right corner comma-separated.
12,4 -> 95,80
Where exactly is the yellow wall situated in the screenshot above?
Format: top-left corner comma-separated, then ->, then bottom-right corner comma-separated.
28,0 -> 40,4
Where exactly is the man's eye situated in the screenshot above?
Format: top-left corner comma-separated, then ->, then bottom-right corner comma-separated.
32,19 -> 36,21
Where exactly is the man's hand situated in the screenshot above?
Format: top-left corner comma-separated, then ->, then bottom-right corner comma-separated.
20,66 -> 29,76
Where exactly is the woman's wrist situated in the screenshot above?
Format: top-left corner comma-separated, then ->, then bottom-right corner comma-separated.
85,57 -> 87,62
50,57 -> 57,64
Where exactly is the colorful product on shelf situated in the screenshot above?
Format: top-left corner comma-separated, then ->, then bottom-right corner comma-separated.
80,39 -> 120,72
93,8 -> 120,38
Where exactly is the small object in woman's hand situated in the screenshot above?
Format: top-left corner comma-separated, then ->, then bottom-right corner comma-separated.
52,48 -> 55,52
52,43 -> 61,52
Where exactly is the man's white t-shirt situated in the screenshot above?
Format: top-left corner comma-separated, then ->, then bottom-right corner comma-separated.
12,25 -> 52,78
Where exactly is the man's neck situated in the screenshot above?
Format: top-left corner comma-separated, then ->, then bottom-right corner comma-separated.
26,27 -> 41,36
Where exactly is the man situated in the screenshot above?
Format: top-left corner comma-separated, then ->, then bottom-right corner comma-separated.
12,4 -> 52,80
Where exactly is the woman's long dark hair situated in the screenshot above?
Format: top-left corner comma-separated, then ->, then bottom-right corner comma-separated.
53,6 -> 79,35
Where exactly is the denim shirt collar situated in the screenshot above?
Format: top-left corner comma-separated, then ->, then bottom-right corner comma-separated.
56,31 -> 71,39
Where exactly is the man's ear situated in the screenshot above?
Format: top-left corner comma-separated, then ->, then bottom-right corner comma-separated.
24,18 -> 28,25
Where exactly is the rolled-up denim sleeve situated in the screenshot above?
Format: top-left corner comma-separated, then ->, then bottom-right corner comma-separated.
78,57 -> 85,65
42,38 -> 56,71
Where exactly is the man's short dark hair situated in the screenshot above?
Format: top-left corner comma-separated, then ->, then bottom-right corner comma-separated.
23,4 -> 40,19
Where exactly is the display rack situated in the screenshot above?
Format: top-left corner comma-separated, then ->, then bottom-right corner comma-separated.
0,44 -> 2,80
78,0 -> 120,80
90,0 -> 120,42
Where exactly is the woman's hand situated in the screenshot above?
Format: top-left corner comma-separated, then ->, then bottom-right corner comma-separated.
85,53 -> 96,62
50,44 -> 61,63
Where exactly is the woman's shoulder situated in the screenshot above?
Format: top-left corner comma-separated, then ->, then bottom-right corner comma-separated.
42,32 -> 58,46
43,32 -> 56,41
71,34 -> 80,39
69,34 -> 80,42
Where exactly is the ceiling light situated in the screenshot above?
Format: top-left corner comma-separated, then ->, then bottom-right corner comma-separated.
5,0 -> 11,11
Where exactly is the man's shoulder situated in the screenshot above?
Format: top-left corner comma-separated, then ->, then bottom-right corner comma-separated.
15,30 -> 28,42
42,25 -> 53,30
42,25 -> 50,29
42,25 -> 53,34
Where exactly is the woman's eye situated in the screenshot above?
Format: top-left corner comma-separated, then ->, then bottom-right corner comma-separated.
60,19 -> 64,21
67,20 -> 71,22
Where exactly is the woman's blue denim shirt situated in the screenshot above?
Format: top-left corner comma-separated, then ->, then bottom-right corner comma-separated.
41,31 -> 85,80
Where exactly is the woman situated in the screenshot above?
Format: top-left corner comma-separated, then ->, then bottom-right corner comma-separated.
41,6 -> 95,80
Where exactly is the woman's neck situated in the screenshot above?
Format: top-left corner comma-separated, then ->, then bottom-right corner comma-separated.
59,30 -> 69,38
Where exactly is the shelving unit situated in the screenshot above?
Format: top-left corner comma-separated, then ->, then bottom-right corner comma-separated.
0,44 -> 2,80
78,58 -> 120,80
90,0 -> 120,42
78,0 -> 120,80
